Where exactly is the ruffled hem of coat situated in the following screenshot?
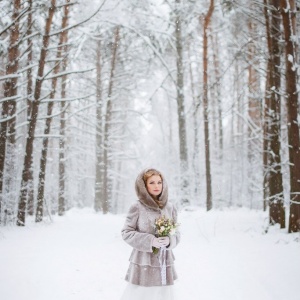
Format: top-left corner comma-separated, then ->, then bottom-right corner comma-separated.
125,263 -> 178,287
129,248 -> 176,267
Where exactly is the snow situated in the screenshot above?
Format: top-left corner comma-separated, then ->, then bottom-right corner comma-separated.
1,207 -> 299,300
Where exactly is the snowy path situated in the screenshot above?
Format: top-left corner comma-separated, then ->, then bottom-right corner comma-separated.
1,207 -> 299,300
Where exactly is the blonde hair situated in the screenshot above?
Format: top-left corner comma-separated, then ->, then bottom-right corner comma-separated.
142,169 -> 162,185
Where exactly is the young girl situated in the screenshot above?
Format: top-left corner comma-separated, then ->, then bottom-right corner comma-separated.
120,168 -> 180,300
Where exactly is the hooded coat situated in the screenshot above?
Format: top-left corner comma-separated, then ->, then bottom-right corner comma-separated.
121,169 -> 180,287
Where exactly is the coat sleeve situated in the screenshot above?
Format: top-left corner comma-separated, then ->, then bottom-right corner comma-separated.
167,205 -> 180,250
122,203 -> 155,253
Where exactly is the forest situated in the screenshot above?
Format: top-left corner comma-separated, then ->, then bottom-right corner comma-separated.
0,0 -> 300,233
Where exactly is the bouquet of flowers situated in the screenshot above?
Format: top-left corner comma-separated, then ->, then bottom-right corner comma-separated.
152,215 -> 179,254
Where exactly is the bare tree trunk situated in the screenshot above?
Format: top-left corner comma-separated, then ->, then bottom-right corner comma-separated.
26,0 -> 35,216
188,43 -> 200,201
229,85 -> 235,207
210,31 -> 223,159
210,84 -> 218,152
202,0 -> 214,211
280,0 -> 300,232
263,59 -> 271,212
16,0 -> 56,226
58,86 -> 66,216
58,51 -> 69,216
95,37 -> 104,212
102,26 -> 120,214
233,59 -> 244,206
264,0 -> 285,227
36,1 -> 70,222
175,0 -> 189,203
0,0 -> 21,223
263,0 -> 272,213
2,0 -> 20,145
247,16 -> 261,208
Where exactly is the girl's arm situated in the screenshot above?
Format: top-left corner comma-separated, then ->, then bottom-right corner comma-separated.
122,203 -> 155,252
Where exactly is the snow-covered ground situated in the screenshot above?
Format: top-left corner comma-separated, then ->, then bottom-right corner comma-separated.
0,207 -> 299,300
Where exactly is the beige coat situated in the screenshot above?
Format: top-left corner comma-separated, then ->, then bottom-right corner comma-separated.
121,169 -> 180,287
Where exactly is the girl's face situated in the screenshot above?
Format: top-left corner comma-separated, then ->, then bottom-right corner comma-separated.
146,175 -> 163,199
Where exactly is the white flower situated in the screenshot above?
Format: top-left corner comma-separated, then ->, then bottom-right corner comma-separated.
170,228 -> 176,235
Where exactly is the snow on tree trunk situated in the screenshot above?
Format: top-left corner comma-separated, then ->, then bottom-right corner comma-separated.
0,0 -> 21,224
210,32 -> 223,160
36,0 -> 70,222
175,0 -> 189,204
263,58 -> 271,212
95,37 -> 104,212
26,0 -> 35,216
202,0 -> 214,211
247,15 -> 262,209
16,0 -> 56,226
58,49 -> 69,217
264,0 -> 285,228
280,0 -> 300,233
188,43 -> 201,202
102,26 -> 120,214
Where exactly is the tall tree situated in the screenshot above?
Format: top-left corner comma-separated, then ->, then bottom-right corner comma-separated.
188,41 -> 201,200
247,10 -> 262,207
102,26 -> 120,214
36,0 -> 70,222
202,0 -> 214,211
210,32 -> 223,159
17,0 -> 56,226
0,0 -> 21,222
175,0 -> 189,203
264,0 -> 285,227
280,0 -> 300,232
58,36 -> 69,217
94,37 -> 104,212
263,0 -> 271,211
26,0 -> 35,216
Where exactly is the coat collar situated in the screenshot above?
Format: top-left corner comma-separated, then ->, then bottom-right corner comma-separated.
135,168 -> 168,211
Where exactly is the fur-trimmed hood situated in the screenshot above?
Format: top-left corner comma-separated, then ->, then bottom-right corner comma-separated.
135,168 -> 168,210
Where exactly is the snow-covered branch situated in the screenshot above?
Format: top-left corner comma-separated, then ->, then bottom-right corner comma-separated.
49,0 -> 108,37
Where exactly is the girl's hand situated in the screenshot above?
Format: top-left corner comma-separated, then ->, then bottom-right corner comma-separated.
152,237 -> 162,248
158,236 -> 170,247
